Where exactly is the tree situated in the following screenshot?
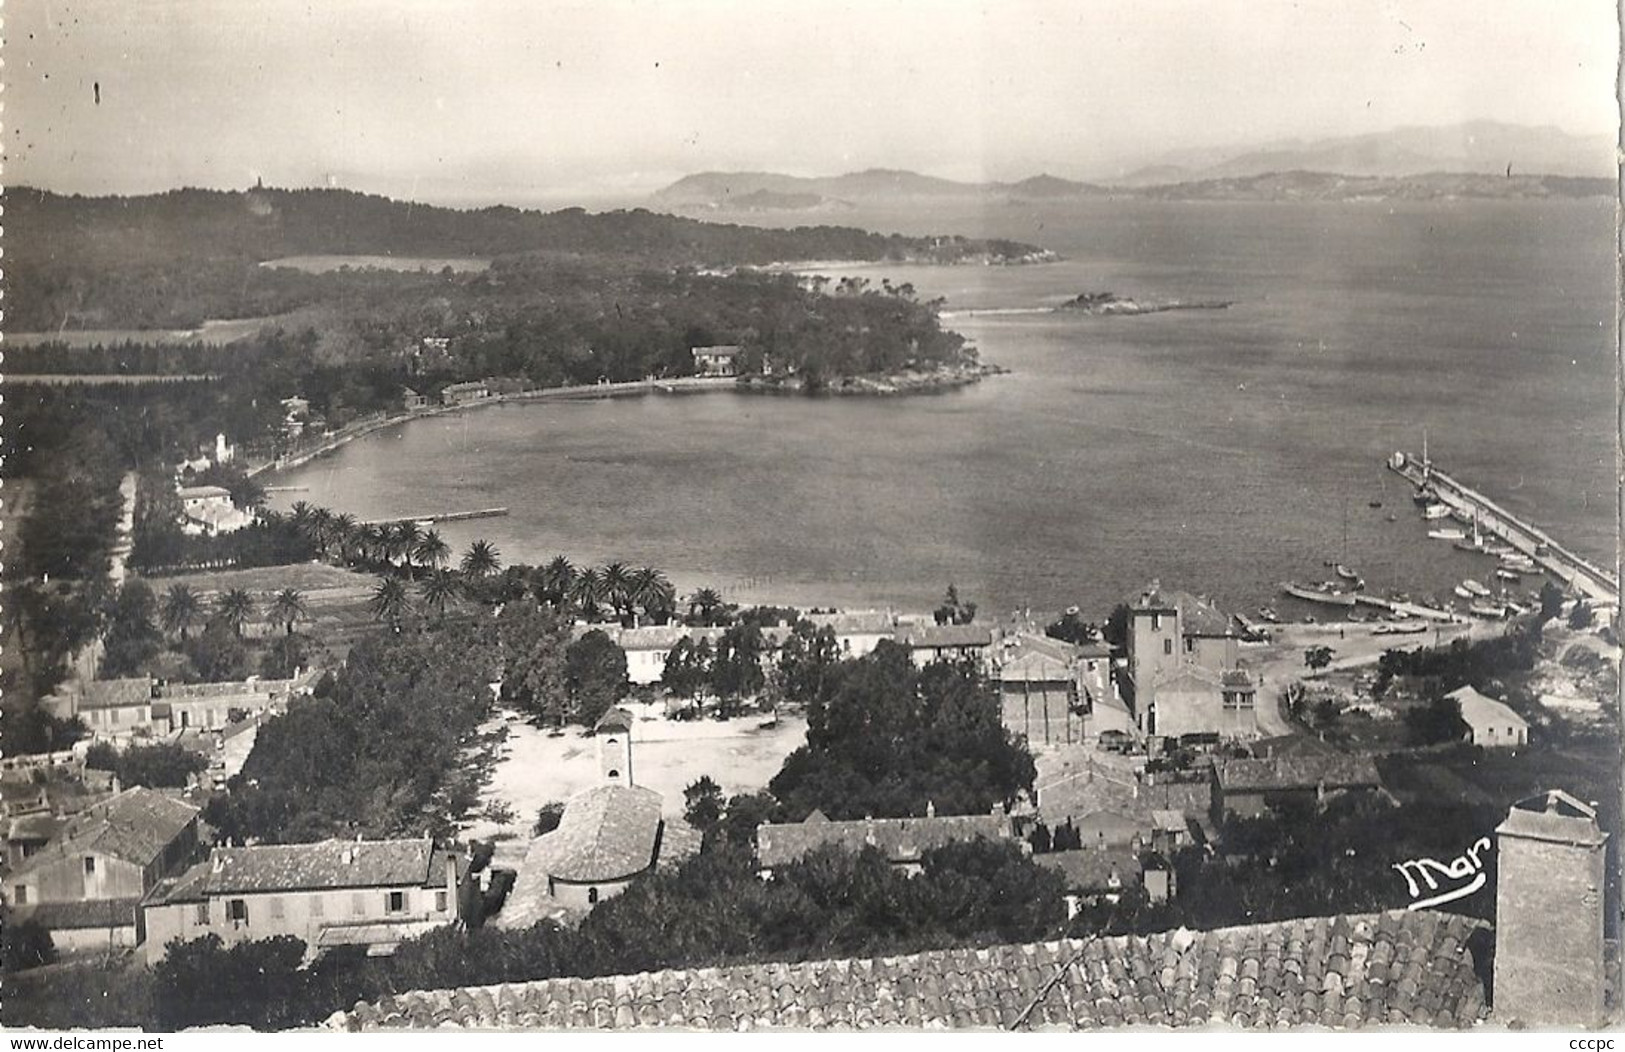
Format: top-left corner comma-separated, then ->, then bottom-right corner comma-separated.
101,580 -> 164,677
565,629 -> 628,725
413,529 -> 451,575
537,555 -> 576,607
533,801 -> 566,836
161,583 -> 203,641
683,776 -> 725,834
390,521 -> 423,577
933,584 -> 977,626
712,623 -> 766,711
630,566 -> 675,625
261,633 -> 314,679
269,588 -> 309,636
217,588 -> 257,638
1304,646 -> 1335,674
660,637 -> 709,703
185,618 -> 250,681
496,603 -> 571,725
1,907 -> 55,972
370,576 -> 410,629
1045,610 -> 1099,646
601,562 -> 634,623
777,622 -> 843,714
1101,603 -> 1133,651
1405,694 -> 1469,746
570,566 -> 605,621
687,587 -> 727,627
419,570 -> 462,622
116,743 -> 210,788
461,539 -> 502,579
1569,600 -> 1594,629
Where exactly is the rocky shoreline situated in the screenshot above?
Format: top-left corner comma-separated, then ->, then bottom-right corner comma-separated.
736,362 -> 1006,396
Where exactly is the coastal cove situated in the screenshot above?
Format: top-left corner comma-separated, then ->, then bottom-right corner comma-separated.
268,197 -> 1615,617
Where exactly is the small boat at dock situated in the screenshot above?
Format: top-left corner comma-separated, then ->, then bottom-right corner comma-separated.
1469,601 -> 1507,619
1428,527 -> 1467,541
1495,568 -> 1522,582
1461,579 -> 1490,598
1501,555 -> 1536,573
1453,584 -> 1474,600
1422,503 -> 1451,520
1335,564 -> 1359,582
1282,582 -> 1358,607
1257,607 -> 1280,623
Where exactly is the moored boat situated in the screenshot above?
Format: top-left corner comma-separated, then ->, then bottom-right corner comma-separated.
1469,601 -> 1507,619
1257,607 -> 1280,623
1422,503 -> 1451,520
1462,579 -> 1490,597
1428,528 -> 1467,541
1495,568 -> 1521,582
1335,564 -> 1359,582
1282,582 -> 1358,607
1453,584 -> 1474,600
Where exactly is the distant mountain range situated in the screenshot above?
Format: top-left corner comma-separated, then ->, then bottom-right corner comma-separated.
654,122 -> 1615,209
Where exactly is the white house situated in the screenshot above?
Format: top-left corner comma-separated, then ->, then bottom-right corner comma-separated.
1449,686 -> 1529,748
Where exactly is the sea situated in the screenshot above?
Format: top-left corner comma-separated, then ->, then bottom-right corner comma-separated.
269,198 -> 1617,621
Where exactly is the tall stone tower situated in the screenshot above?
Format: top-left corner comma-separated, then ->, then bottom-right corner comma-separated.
595,707 -> 634,787
1127,582 -> 1182,733
1493,790 -> 1609,1027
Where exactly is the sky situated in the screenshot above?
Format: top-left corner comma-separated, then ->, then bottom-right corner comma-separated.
8,0 -> 1619,203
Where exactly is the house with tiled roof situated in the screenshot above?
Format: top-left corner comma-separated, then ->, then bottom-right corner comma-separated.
1216,754 -> 1382,818
993,633 -> 1129,747
754,810 -> 1017,877
803,611 -> 898,658
6,787 -> 200,952
42,677 -> 159,738
896,623 -> 995,669
139,836 -> 466,964
1447,686 -> 1529,748
327,790 -> 1616,1031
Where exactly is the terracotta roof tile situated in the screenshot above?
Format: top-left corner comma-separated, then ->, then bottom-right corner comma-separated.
330,911 -> 1490,1031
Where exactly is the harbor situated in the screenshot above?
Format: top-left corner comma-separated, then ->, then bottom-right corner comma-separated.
1387,451 -> 1619,608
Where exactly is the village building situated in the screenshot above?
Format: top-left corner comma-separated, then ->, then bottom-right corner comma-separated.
1036,848 -> 1174,915
595,625 -> 727,686
896,622 -> 995,669
441,380 -> 492,406
401,387 -> 429,410
1215,754 -> 1382,818
7,787 -> 200,953
497,709 -> 700,924
42,677 -> 158,738
176,484 -> 254,536
994,633 -> 1128,746
691,345 -> 742,377
754,808 -> 1018,878
332,788 -> 1608,1031
155,675 -> 298,732
1124,582 -> 1256,740
140,837 -> 465,964
1447,685 -> 1529,748
802,610 -> 897,657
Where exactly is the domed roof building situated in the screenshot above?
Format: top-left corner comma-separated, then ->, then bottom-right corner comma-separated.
498,708 -> 700,923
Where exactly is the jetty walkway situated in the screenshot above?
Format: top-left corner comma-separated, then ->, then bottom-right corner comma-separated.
1387,452 -> 1619,607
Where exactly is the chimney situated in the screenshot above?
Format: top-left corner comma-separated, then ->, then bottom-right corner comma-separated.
1493,790 -> 1609,1027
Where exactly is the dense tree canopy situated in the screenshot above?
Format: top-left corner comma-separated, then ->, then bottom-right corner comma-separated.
769,641 -> 1036,820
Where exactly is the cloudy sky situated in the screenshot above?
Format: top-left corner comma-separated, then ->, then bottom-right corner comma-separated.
9,0 -> 1618,202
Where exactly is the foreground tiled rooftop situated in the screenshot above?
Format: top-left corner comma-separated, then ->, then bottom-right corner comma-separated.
329,910 -> 1490,1030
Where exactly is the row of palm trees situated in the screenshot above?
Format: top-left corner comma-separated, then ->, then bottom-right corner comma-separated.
282,502 -> 504,579
159,584 -> 310,639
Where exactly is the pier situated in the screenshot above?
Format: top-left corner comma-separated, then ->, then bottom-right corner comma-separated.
362,507 -> 509,527
1387,451 -> 1619,607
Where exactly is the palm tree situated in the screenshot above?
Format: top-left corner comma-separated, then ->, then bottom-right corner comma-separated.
217,588 -> 257,638
413,529 -> 451,575
288,501 -> 315,540
630,567 -> 674,625
570,566 -> 605,621
160,584 -> 202,641
688,587 -> 725,627
601,562 -> 633,622
330,512 -> 358,556
309,506 -> 336,556
269,588 -> 309,636
370,576 -> 410,630
391,521 -> 423,576
539,555 -> 575,606
419,570 -> 461,622
461,539 -> 501,579
363,524 -> 393,567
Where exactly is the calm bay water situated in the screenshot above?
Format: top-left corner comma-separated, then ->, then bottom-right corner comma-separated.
271,199 -> 1616,619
